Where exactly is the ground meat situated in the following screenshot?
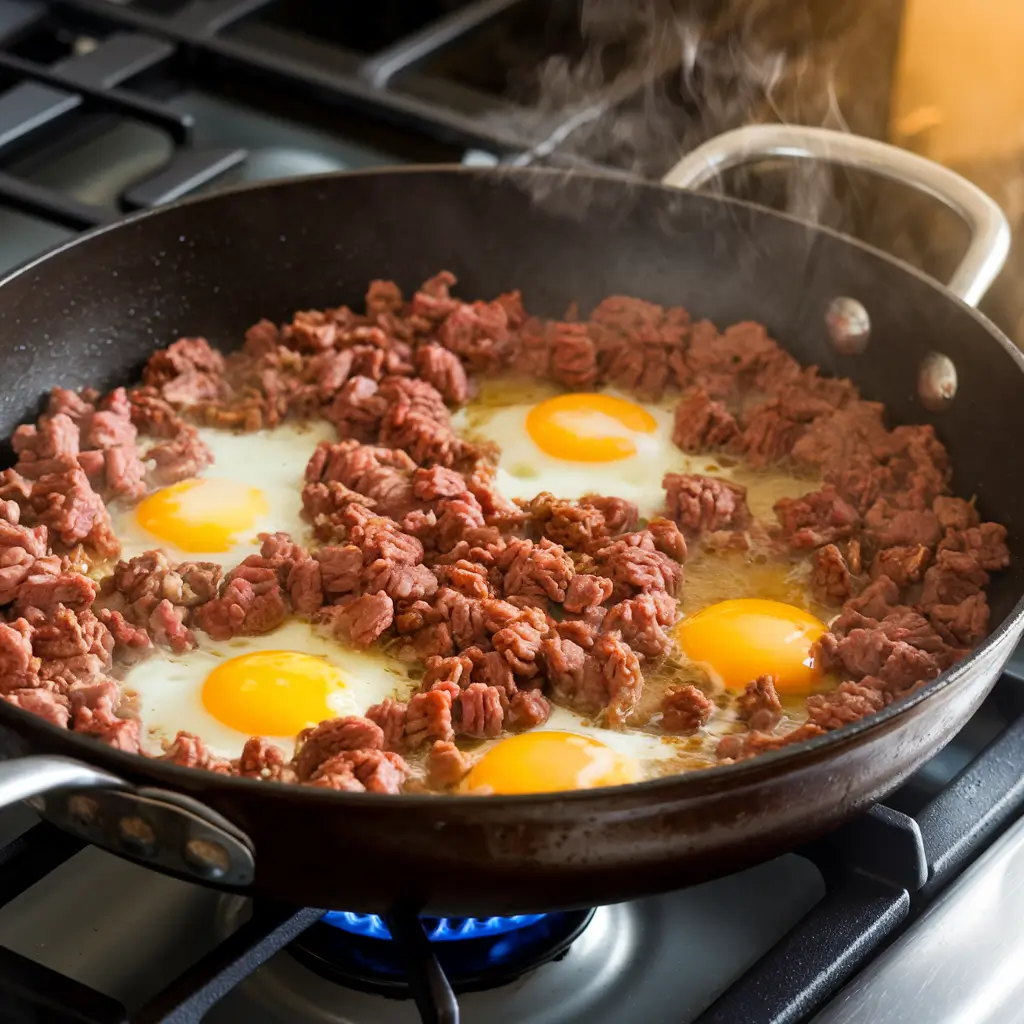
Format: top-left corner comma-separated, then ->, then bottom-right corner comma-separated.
0,619 -> 40,693
28,605 -> 112,684
13,572 -> 97,617
76,707 -> 140,753
734,401 -> 806,467
920,549 -> 990,607
846,575 -> 901,620
550,322 -> 598,389
592,532 -> 682,598
810,544 -> 855,604
543,631 -> 644,727
672,387 -> 739,452
928,592 -> 990,646
871,545 -> 931,587
563,574 -> 614,613
500,537 -> 575,604
193,573 -> 287,641
294,716 -> 385,779
805,680 -> 889,729
415,344 -> 470,404
661,684 -> 714,732
937,523 -> 1011,571
507,688 -> 552,730
426,740 -> 470,788
365,697 -> 408,750
492,619 -> 545,677
405,689 -> 455,746
310,749 -> 409,794
866,505 -> 942,550
664,473 -> 751,535
325,591 -> 395,646
162,730 -> 230,771
716,722 -> 826,762
97,608 -> 151,660
647,517 -> 688,561
236,737 -> 295,782
602,592 -> 676,658
736,674 -> 783,731
933,496 -> 980,532
774,487 -> 860,549
456,682 -> 506,738
0,276 -> 1008,790
145,424 -> 213,486
306,440 -> 417,519
2,688 -> 69,727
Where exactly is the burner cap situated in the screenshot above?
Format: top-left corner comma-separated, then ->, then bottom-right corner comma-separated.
291,909 -> 595,995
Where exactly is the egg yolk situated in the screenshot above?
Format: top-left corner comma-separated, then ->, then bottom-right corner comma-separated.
135,478 -> 269,553
460,731 -> 641,794
526,393 -> 657,462
202,650 -> 343,737
675,598 -> 827,695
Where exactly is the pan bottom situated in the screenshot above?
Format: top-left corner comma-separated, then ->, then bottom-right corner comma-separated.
290,909 -> 595,996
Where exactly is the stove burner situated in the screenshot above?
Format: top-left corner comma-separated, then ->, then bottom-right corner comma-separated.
290,909 -> 596,996
322,912 -> 548,942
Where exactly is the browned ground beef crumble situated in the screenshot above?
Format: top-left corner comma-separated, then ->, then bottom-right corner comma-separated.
0,272 -> 1010,792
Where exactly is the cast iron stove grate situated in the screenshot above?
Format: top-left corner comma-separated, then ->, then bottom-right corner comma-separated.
2,669 -> 1024,1024
0,0 -> 656,235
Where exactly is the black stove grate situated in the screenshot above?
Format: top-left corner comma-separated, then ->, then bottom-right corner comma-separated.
1,671 -> 1024,1024
0,0 -> 655,235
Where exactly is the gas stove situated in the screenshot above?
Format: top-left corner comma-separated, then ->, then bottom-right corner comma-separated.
1,2 -> 1023,1023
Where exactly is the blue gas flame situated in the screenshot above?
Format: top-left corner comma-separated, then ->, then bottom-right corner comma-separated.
321,912 -> 547,942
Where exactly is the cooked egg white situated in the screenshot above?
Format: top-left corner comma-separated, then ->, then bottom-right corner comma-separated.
110,421 -> 334,568
454,383 -> 695,519
122,619 -> 415,759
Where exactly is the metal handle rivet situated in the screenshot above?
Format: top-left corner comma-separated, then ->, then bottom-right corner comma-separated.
67,794 -> 99,825
183,838 -> 230,880
826,297 -> 871,354
919,352 -> 958,411
117,815 -> 156,854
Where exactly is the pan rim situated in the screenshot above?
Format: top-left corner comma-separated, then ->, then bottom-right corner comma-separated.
1,163 -> 1022,809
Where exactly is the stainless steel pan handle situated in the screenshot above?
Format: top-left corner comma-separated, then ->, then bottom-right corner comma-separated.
0,754 -> 254,886
661,124 -> 1012,308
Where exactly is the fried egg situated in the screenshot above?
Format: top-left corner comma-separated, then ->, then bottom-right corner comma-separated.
460,705 -> 681,794
111,421 -> 334,568
455,383 -> 692,518
675,598 -> 827,695
121,619 -> 414,758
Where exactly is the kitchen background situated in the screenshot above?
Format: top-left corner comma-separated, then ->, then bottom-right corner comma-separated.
0,0 -> 1022,343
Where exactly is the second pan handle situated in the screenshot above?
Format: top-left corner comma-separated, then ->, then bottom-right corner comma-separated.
661,124 -> 1011,308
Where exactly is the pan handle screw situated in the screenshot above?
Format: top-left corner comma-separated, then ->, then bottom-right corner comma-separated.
183,838 -> 231,880
826,297 -> 871,354
918,352 -> 958,411
117,815 -> 156,856
67,794 -> 99,826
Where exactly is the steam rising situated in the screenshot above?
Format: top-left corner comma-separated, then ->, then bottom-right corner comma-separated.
492,0 -> 901,232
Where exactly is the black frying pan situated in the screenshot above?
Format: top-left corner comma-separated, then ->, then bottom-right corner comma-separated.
0,126 -> 1022,916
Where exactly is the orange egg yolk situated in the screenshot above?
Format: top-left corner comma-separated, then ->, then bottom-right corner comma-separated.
202,650 -> 343,737
525,393 -> 657,462
675,598 -> 827,695
135,478 -> 269,553
460,731 -> 641,794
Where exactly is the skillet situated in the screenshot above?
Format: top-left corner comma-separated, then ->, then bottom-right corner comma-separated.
0,125 -> 1021,915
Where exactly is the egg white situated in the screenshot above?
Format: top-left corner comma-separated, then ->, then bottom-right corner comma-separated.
453,386 -> 697,519
121,619 -> 417,759
110,420 -> 335,569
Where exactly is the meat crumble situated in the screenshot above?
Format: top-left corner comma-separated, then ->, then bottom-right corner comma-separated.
0,272 -> 1010,792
